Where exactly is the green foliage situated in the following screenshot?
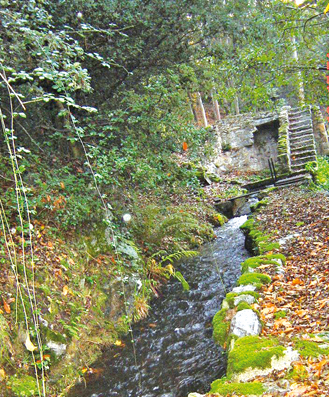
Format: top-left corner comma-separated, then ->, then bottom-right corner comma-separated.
174,271 -> 190,291
306,157 -> 329,190
227,336 -> 285,376
8,375 -> 38,397
210,378 -> 265,396
0,314 -> 11,363
131,203 -> 215,252
238,273 -> 271,289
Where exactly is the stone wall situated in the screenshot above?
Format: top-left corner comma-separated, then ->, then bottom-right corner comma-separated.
205,111 -> 280,174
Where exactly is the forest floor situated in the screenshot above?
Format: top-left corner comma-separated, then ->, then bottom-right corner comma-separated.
222,185 -> 329,397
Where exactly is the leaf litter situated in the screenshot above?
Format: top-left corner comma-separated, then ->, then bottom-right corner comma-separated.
245,186 -> 329,396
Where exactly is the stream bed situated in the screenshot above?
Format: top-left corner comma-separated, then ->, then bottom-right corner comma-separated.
69,216 -> 250,397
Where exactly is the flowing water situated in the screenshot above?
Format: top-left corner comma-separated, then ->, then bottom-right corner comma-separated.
69,216 -> 250,397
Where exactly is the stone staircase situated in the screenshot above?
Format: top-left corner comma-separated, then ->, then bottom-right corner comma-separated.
288,106 -> 317,174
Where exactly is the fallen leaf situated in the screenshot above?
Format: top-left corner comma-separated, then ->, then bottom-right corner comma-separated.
182,142 -> 188,151
285,385 -> 308,396
60,182 -> 65,189
0,368 -> 6,381
114,340 -> 124,347
62,285 -> 69,296
25,334 -> 37,352
3,298 -> 10,314
274,318 -> 292,329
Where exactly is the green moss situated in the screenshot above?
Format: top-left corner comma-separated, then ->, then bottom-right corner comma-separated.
237,273 -> 271,289
240,218 -> 255,231
294,339 -> 329,358
8,375 -> 38,397
212,308 -> 229,347
241,217 -> 280,255
259,241 -> 280,254
227,336 -> 285,376
274,310 -> 287,319
237,301 -> 252,311
241,254 -> 285,274
250,199 -> 268,212
210,379 -> 265,396
225,291 -> 260,309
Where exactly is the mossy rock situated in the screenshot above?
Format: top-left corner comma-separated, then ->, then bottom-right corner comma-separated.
240,217 -> 280,255
8,375 -> 38,397
250,199 -> 268,213
237,301 -> 252,311
237,273 -> 271,290
212,308 -> 229,347
240,218 -> 255,231
241,254 -> 286,274
258,241 -> 280,254
227,336 -> 285,376
294,339 -> 329,358
224,291 -> 260,309
210,378 -> 265,396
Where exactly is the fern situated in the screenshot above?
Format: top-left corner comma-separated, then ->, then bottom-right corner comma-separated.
159,250 -> 198,265
174,271 -> 190,291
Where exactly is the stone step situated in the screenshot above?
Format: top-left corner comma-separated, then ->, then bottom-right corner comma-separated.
290,144 -> 316,154
291,149 -> 317,159
275,174 -> 311,187
289,106 -> 311,114
289,131 -> 313,139
289,115 -> 311,124
288,110 -> 310,118
289,128 -> 314,136
289,136 -> 314,145
291,156 -> 316,166
289,116 -> 312,124
289,123 -> 313,132
291,164 -> 310,172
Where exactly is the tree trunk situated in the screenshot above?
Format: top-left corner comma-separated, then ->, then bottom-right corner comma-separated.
211,89 -> 221,121
188,92 -> 198,123
233,95 -> 240,115
291,35 -> 305,106
197,92 -> 208,127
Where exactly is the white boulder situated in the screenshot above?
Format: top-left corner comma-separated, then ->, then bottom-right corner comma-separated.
230,309 -> 261,338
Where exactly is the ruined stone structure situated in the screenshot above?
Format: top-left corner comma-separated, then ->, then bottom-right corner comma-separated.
206,105 -> 329,176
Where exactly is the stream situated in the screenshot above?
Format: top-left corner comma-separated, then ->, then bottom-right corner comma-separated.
69,216 -> 250,397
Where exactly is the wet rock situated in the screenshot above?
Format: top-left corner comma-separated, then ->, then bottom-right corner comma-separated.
232,284 -> 256,293
47,341 -> 67,357
233,294 -> 255,306
230,309 -> 261,338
